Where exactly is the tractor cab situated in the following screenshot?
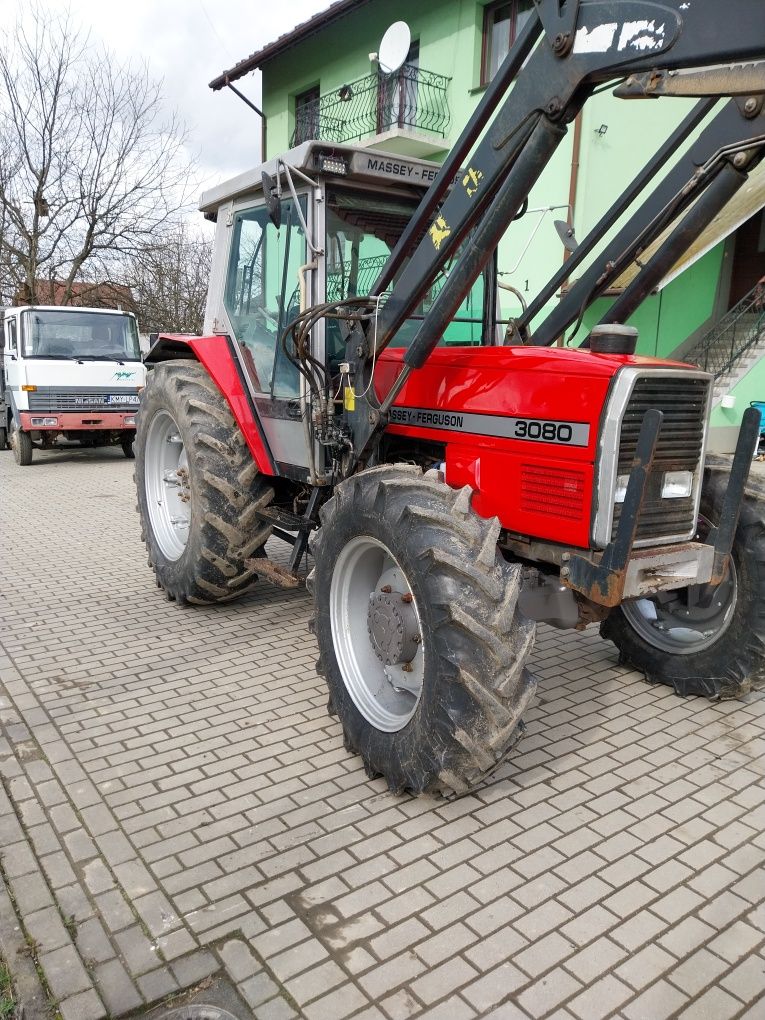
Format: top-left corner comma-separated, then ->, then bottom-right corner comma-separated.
199,141 -> 498,479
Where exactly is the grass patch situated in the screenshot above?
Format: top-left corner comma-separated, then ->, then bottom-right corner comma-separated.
0,960 -> 16,1020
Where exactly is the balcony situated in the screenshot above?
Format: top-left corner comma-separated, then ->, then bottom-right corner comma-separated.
291,65 -> 451,158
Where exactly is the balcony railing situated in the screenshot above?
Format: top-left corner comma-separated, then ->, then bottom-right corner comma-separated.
291,65 -> 451,147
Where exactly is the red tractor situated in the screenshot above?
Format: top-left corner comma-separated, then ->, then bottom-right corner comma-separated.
136,0 -> 765,795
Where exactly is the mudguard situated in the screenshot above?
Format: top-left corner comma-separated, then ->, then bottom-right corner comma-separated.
145,333 -> 275,476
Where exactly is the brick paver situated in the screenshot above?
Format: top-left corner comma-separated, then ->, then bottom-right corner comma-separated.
0,447 -> 763,1018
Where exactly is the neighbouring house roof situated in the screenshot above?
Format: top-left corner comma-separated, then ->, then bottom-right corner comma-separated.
208,0 -> 370,90
16,280 -> 134,307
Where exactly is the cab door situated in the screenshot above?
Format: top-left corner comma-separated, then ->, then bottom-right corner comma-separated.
222,194 -> 314,480
2,316 -> 21,421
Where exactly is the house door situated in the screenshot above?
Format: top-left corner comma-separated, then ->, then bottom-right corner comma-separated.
728,207 -> 765,307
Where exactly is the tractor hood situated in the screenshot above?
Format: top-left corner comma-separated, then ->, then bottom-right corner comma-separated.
374,345 -> 702,464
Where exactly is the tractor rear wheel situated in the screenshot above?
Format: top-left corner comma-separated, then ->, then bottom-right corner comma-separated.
309,465 -> 537,795
135,359 -> 274,605
601,463 -> 765,698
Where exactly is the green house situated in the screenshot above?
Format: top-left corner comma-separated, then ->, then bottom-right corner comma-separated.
211,0 -> 765,451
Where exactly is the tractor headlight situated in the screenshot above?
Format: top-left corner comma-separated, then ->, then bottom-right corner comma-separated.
614,474 -> 629,503
661,470 -> 693,499
30,416 -> 58,426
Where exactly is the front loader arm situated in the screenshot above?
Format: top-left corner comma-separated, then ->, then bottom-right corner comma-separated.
343,0 -> 765,464
530,97 -> 765,348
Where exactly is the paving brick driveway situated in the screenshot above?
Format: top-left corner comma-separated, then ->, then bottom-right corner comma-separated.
0,447 -> 763,1020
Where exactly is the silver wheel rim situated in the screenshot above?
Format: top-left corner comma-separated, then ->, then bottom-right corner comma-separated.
330,536 -> 425,732
622,515 -> 738,654
144,410 -> 191,561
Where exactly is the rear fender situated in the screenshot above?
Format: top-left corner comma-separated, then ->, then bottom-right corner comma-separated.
146,333 -> 276,476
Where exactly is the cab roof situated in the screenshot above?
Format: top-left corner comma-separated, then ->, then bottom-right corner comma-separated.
5,306 -> 134,316
198,140 -> 449,215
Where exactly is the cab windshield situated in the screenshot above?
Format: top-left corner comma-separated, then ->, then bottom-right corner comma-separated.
325,188 -> 487,350
22,310 -> 141,361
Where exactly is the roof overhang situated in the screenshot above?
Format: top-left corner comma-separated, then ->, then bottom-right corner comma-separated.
613,158 -> 765,291
208,0 -> 370,90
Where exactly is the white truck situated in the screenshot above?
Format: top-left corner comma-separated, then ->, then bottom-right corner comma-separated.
0,305 -> 146,465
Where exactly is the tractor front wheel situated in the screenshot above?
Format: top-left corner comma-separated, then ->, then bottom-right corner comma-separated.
602,464 -> 765,698
135,359 -> 274,605
310,465 -> 537,795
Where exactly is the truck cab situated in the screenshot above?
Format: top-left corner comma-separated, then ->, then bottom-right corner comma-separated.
0,305 -> 146,465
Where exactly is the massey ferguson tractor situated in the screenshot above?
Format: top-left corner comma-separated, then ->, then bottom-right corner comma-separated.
135,0 -> 765,795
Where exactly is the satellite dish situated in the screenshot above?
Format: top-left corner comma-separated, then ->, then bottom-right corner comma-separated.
378,21 -> 411,75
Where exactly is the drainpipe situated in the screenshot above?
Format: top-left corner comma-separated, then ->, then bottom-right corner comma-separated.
560,112 -> 583,346
566,113 -> 582,264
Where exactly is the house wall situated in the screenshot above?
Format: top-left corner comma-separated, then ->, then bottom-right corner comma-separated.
574,242 -> 727,357
259,0 -> 724,358
709,359 -> 765,452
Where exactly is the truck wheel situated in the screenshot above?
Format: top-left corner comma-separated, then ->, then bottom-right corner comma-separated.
309,465 -> 537,795
121,436 -> 135,459
601,465 -> 765,698
135,359 -> 274,605
11,423 -> 33,466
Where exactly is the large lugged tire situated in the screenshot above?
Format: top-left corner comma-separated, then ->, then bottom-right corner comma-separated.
135,359 -> 274,605
309,464 -> 537,796
602,461 -> 765,698
11,423 -> 33,466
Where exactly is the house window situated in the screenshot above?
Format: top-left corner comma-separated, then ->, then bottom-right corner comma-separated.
294,85 -> 320,145
481,1 -> 534,85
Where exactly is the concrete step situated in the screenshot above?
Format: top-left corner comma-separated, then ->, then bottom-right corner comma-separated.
712,346 -> 765,407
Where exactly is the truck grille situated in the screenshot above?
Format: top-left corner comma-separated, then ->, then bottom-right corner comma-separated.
27,387 -> 141,412
611,374 -> 710,544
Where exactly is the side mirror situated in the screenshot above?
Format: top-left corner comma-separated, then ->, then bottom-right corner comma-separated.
262,171 -> 282,229
554,219 -> 578,253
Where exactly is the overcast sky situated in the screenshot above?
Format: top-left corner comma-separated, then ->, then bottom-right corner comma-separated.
1,0 -> 330,198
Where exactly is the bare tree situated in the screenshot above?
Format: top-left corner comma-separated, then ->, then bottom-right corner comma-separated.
0,3 -> 195,306
128,223 -> 213,334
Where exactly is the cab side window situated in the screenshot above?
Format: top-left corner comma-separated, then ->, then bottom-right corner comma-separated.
6,319 -> 17,353
224,198 -> 307,398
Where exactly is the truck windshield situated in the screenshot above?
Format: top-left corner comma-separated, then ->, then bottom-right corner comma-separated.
325,188 -> 486,350
22,310 -> 141,361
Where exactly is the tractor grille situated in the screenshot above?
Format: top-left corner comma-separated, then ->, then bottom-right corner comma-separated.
521,464 -> 586,521
611,374 -> 710,544
27,387 -> 141,412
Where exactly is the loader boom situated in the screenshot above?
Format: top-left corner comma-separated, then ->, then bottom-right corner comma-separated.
343,0 -> 765,459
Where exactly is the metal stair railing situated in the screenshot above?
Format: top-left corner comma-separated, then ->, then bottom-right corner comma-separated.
682,278 -> 765,379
